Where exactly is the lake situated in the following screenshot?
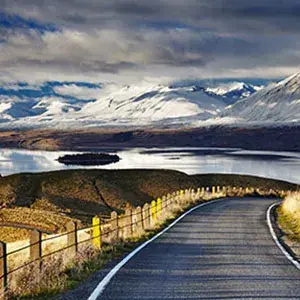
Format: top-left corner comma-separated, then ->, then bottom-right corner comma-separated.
0,147 -> 300,184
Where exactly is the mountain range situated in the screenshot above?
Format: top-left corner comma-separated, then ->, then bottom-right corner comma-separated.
0,73 -> 299,129
0,80 -> 263,129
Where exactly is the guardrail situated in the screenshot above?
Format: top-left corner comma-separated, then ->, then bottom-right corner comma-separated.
0,186 -> 291,299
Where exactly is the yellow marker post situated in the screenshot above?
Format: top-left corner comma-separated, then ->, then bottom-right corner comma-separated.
151,200 -> 157,223
92,216 -> 102,250
157,198 -> 162,218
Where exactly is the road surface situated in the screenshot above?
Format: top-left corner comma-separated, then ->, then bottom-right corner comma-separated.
60,197 -> 300,299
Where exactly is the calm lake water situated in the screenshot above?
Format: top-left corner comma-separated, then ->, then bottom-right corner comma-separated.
0,147 -> 300,184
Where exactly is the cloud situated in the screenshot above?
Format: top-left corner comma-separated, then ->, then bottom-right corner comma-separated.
1,1 -> 300,83
53,84 -> 101,100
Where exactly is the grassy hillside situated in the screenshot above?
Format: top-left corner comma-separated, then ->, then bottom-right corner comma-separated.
0,169 -> 297,241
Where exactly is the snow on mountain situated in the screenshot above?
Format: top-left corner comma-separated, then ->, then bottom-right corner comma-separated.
75,84 -> 226,124
0,81 -> 227,129
221,72 -> 300,124
205,82 -> 263,104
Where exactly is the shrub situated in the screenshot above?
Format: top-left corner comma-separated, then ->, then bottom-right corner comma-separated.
278,192 -> 300,239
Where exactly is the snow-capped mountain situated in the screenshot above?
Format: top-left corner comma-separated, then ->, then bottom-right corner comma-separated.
205,82 -> 263,104
0,81 -> 228,129
221,72 -> 300,124
3,77 -> 290,129
170,80 -> 263,104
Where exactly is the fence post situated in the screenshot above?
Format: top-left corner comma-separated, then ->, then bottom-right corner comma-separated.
142,203 -> 150,229
132,208 -> 138,234
151,200 -> 157,226
201,187 -> 205,197
212,186 -> 216,196
30,230 -> 42,273
190,189 -> 195,203
162,196 -> 167,219
157,198 -> 162,220
124,208 -> 132,239
92,216 -> 102,250
66,221 -> 78,257
166,195 -> 171,213
0,242 -> 7,300
222,186 -> 226,195
184,190 -> 189,204
180,190 -> 184,204
206,187 -> 210,198
110,211 -> 119,243
135,206 -> 143,235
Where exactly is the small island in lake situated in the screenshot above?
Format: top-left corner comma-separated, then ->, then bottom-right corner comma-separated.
57,153 -> 120,166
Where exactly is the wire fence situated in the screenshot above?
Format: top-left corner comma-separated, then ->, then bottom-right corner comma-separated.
0,185 -> 290,299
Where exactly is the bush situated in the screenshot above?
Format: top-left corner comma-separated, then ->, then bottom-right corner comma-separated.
278,192 -> 300,240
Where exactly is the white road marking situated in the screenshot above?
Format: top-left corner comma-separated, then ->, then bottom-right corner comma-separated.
87,198 -> 227,300
267,202 -> 300,270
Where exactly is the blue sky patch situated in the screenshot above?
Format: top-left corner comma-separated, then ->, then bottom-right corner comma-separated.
0,12 -> 58,33
0,81 -> 100,103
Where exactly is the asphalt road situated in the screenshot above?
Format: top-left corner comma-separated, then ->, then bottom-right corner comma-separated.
58,197 -> 300,300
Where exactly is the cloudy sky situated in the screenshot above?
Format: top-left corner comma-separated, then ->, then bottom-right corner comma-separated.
1,0 -> 300,84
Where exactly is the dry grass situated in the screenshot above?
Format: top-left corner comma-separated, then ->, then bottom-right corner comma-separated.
0,227 -> 29,243
0,207 -> 80,235
7,241 -> 137,299
7,243 -> 97,299
278,192 -> 300,240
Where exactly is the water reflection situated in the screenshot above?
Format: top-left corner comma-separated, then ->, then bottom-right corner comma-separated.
0,147 -> 299,184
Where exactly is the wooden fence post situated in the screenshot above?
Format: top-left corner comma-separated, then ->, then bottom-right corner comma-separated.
212,186 -> 216,195
110,211 -> 119,243
206,187 -> 210,198
0,242 -> 7,300
30,230 -> 42,273
189,189 -> 194,203
92,216 -> 102,250
201,187 -> 205,197
222,186 -> 226,194
124,208 -> 132,239
132,208 -> 138,234
66,221 -> 78,257
142,203 -> 150,230
157,198 -> 162,219
184,190 -> 189,204
162,196 -> 167,218
166,195 -> 171,213
135,206 -> 143,235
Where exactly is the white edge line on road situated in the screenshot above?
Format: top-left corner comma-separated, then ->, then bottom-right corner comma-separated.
87,198 -> 227,300
267,202 -> 300,270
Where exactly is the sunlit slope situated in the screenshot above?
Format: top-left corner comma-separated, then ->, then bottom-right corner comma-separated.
222,73 -> 300,123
